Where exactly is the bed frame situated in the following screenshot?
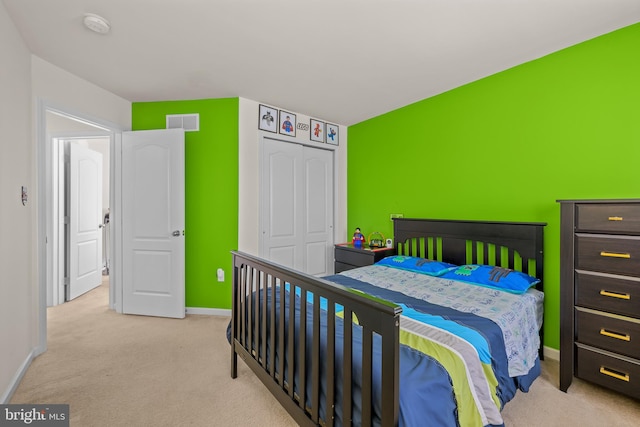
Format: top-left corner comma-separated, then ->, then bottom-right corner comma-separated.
230,218 -> 545,427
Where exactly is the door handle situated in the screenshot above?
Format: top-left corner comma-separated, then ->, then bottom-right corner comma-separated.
172,230 -> 181,237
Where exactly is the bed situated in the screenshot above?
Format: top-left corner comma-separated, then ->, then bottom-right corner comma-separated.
229,218 -> 546,426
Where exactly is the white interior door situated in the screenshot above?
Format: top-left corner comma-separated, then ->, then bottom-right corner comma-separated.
68,143 -> 103,300
121,129 -> 185,318
261,139 -> 304,270
303,148 -> 334,276
260,138 -> 334,275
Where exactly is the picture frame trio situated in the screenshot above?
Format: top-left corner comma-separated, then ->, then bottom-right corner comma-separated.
259,104 -> 338,146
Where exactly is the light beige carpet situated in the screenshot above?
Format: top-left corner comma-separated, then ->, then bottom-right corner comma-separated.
10,280 -> 640,426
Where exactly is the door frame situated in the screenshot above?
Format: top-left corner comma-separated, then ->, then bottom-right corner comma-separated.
35,98 -> 124,355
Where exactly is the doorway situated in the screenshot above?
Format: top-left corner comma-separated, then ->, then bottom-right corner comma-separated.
36,101 -> 122,355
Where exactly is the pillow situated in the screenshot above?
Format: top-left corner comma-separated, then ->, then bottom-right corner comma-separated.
440,264 -> 540,294
376,255 -> 457,277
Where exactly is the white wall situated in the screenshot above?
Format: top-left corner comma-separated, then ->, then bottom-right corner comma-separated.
238,98 -> 347,258
29,58 -> 130,368
32,56 -> 131,129
1,3 -> 131,400
0,1 -> 36,403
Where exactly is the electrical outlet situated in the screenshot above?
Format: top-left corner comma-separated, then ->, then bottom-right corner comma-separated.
216,268 -> 224,282
390,213 -> 404,221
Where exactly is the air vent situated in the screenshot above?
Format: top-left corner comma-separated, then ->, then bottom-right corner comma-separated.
166,114 -> 199,132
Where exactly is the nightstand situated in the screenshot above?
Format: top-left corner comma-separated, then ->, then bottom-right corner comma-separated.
334,243 -> 395,273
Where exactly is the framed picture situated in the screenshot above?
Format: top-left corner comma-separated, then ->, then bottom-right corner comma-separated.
310,119 -> 325,143
258,104 -> 278,133
326,123 -> 339,145
279,111 -> 296,137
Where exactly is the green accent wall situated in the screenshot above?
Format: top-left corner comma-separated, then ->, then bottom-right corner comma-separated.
132,98 -> 238,309
347,23 -> 640,350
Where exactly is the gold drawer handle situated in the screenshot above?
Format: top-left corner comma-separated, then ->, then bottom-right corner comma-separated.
600,290 -> 631,300
600,328 -> 631,341
600,251 -> 631,259
608,216 -> 624,221
599,367 -> 630,382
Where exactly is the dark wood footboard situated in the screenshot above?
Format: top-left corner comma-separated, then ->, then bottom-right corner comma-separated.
230,251 -> 402,427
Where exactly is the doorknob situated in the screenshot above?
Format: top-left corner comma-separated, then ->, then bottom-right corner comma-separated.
172,230 -> 181,237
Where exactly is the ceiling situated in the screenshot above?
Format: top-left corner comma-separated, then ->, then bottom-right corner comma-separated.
4,0 -> 640,126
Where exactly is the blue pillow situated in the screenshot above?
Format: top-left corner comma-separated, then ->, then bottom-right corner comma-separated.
376,256 -> 457,277
440,264 -> 540,294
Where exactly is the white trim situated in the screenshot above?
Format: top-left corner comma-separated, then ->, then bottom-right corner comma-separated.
36,98 -> 48,356
186,307 -> 231,316
543,345 -> 560,361
112,133 -> 122,313
1,350 -> 36,404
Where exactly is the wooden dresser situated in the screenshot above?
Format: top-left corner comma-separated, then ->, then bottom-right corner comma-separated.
558,199 -> 640,399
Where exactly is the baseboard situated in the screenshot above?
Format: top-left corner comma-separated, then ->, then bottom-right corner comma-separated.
543,345 -> 559,361
1,349 -> 35,404
186,307 -> 231,316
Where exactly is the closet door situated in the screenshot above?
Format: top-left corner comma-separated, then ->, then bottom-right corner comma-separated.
303,147 -> 333,276
261,139 -> 305,270
260,138 -> 334,275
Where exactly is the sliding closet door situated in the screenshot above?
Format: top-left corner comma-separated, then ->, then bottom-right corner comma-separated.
260,138 -> 334,275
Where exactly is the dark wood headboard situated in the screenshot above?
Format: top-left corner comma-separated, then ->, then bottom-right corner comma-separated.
393,218 -> 546,288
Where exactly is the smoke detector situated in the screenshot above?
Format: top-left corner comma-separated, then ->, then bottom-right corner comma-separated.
83,13 -> 111,34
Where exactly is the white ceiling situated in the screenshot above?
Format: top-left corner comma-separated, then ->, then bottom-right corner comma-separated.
4,0 -> 640,126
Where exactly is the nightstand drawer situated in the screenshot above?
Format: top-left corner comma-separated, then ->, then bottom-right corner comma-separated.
335,261 -> 355,274
576,310 -> 640,359
334,245 -> 395,273
335,249 -> 375,267
576,235 -> 640,276
576,271 -> 640,318
577,203 -> 640,234
576,345 -> 640,400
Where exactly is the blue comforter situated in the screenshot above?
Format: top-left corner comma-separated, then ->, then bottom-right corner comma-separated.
229,269 -> 542,426
325,273 -> 541,427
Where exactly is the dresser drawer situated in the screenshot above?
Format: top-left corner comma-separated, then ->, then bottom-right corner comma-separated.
576,345 -> 640,400
576,235 -> 640,276
576,309 -> 640,359
577,203 -> 640,234
576,271 -> 640,318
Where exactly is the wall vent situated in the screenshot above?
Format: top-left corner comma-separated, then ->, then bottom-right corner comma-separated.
166,114 -> 199,132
